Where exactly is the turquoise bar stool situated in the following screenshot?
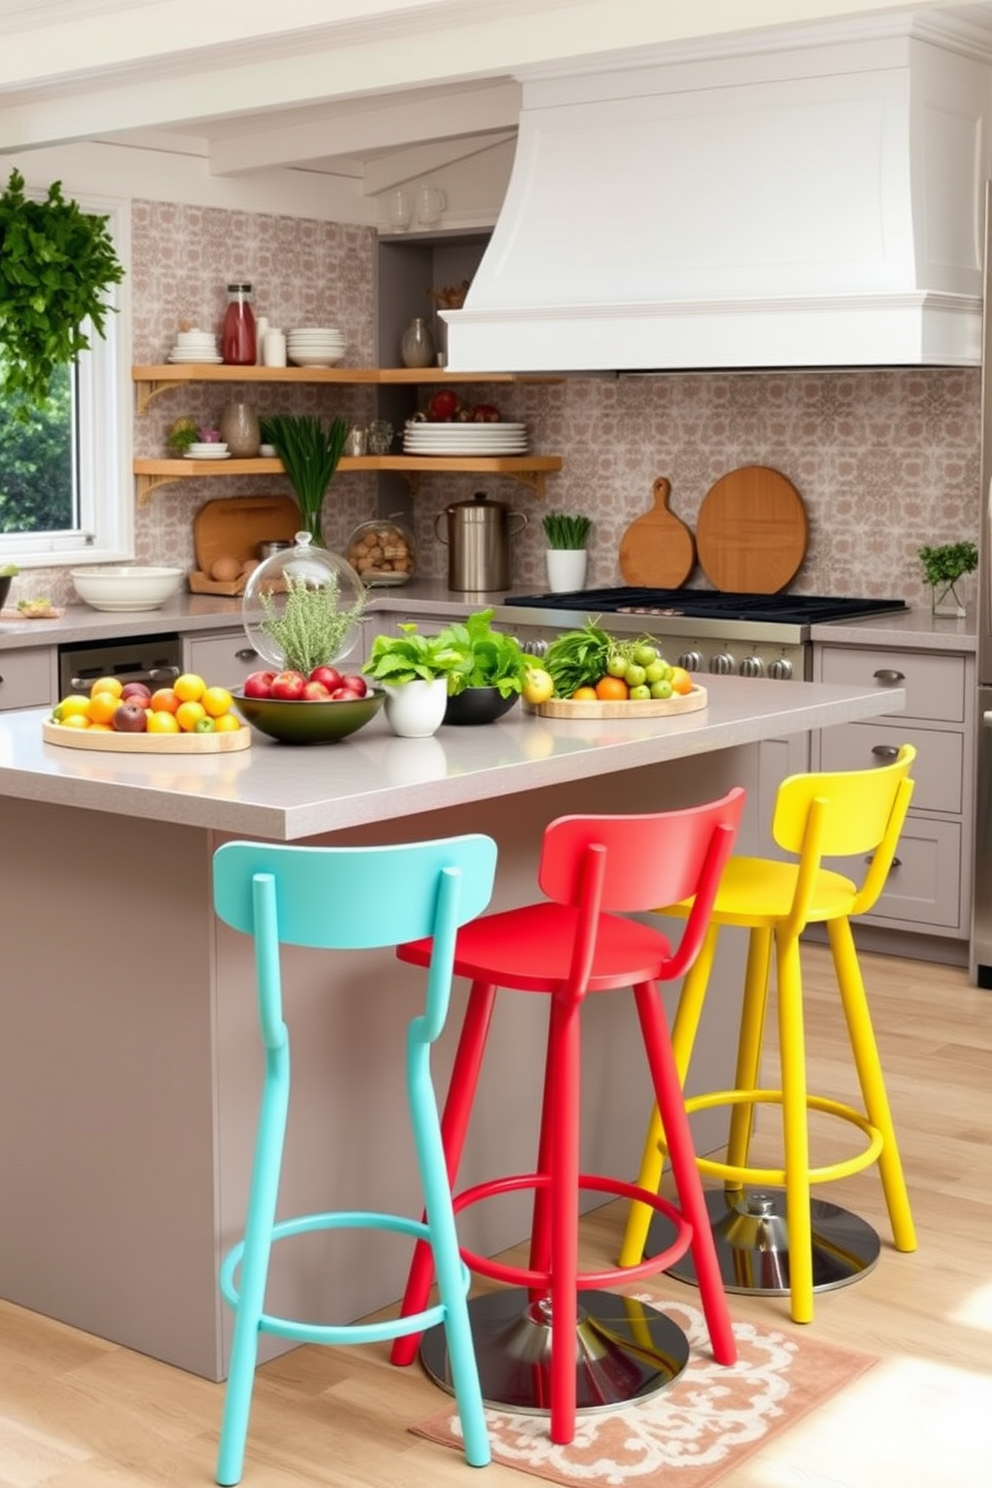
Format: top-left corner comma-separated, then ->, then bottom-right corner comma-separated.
620,745 -> 917,1325
389,789 -> 745,1447
212,833 -> 498,1486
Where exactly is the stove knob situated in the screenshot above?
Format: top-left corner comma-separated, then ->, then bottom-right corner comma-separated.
739,655 -> 766,678
519,637 -> 548,657
768,656 -> 794,681
676,649 -> 704,672
709,651 -> 736,675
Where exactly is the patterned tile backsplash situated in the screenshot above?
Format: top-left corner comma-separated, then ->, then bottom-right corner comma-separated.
31,200 -> 983,608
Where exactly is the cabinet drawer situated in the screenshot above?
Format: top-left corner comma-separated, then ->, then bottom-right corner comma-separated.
818,721 -> 963,815
184,632 -> 262,687
818,645 -> 965,723
0,648 -> 57,711
830,816 -> 962,932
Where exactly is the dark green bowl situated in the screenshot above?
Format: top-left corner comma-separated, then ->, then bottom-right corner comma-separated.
233,688 -> 384,744
443,687 -> 519,726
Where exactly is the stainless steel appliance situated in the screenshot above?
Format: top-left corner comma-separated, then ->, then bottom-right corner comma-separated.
973,184 -> 992,987
436,493 -> 527,592
58,634 -> 182,699
504,588 -> 907,682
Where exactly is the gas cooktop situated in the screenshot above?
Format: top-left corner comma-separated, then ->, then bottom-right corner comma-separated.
504,588 -> 908,625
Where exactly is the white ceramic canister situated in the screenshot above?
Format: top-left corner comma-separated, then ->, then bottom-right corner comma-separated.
262,328 -> 287,368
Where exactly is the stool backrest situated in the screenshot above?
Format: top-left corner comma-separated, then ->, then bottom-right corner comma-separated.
538,787 -> 746,993
214,835 -> 497,1047
772,743 -> 916,928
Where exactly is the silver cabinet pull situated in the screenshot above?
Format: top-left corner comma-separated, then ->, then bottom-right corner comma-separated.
865,854 -> 901,868
873,668 -> 905,684
236,648 -> 258,661
871,744 -> 900,760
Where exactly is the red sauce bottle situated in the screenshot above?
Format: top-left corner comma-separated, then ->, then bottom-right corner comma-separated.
221,282 -> 257,366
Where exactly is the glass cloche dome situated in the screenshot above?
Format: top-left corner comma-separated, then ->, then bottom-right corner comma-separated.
241,531 -> 366,671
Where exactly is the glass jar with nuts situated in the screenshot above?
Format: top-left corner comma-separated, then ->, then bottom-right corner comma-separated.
346,516 -> 417,586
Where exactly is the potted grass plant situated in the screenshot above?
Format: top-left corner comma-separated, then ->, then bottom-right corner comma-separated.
543,511 -> 592,593
259,413 -> 350,543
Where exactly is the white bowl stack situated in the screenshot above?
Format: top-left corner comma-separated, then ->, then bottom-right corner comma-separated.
185,442 -> 231,460
287,327 -> 346,367
168,329 -> 221,364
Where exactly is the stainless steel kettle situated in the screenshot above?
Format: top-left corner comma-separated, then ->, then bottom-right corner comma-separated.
434,491 -> 528,591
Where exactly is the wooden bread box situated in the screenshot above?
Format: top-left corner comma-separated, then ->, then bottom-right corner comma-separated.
188,495 -> 301,596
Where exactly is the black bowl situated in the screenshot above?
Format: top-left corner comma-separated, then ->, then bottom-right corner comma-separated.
443,686 -> 519,726
0,576 -> 11,611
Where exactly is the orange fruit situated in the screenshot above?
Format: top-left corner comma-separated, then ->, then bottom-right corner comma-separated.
571,686 -> 598,701
173,673 -> 206,704
90,676 -> 123,698
669,666 -> 693,695
211,712 -> 242,733
147,710 -> 181,734
595,675 -> 629,702
176,700 -> 207,732
87,689 -> 121,725
201,685 -> 233,717
149,687 -> 180,714
87,722 -> 113,732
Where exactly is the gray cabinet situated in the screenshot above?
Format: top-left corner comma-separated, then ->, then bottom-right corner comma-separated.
0,648 -> 57,711
183,630 -> 261,688
812,642 -> 975,946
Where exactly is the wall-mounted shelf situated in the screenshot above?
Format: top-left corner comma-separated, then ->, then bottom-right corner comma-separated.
133,455 -> 562,504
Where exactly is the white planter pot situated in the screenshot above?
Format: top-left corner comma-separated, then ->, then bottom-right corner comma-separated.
383,678 -> 449,738
545,548 -> 588,593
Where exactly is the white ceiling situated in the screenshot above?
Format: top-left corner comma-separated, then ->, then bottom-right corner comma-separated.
1,0 -> 991,188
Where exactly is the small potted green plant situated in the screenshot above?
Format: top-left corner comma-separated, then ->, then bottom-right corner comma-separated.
259,413 -> 350,543
542,511 -> 592,593
918,541 -> 978,617
432,608 -> 530,724
363,623 -> 464,737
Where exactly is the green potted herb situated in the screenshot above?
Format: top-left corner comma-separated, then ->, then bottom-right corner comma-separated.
259,413 -> 350,543
0,170 -> 124,413
363,622 -> 464,737
918,541 -> 978,616
542,511 -> 592,594
429,608 -> 529,724
256,564 -> 365,675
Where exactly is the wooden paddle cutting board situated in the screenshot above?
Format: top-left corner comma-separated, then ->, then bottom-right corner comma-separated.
619,477 -> 696,589
695,466 -> 808,593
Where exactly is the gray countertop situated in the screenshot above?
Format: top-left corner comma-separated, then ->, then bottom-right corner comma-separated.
0,675 -> 903,840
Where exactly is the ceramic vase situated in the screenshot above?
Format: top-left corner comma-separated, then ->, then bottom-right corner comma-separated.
545,548 -> 588,594
219,400 -> 261,457
383,678 -> 449,738
401,317 -> 435,369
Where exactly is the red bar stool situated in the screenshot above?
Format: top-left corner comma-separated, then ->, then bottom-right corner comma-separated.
390,788 -> 745,1446
619,745 -> 917,1325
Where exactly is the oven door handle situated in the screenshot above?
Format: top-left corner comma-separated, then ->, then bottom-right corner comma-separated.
67,664 -> 179,693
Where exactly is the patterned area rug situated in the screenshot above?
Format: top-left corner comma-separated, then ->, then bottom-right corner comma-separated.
411,1294 -> 877,1488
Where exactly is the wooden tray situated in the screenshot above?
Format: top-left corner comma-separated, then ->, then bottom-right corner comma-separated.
529,684 -> 707,719
618,476 -> 696,588
189,495 -> 301,595
42,720 -> 252,754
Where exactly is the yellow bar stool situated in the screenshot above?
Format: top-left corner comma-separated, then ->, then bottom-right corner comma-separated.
619,744 -> 918,1324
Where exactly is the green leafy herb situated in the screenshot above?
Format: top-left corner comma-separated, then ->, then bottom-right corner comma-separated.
258,570 -> 365,675
432,609 -> 529,696
542,511 -> 592,549
363,623 -> 464,686
259,414 -> 350,541
917,542 -> 978,587
542,619 -> 614,697
0,170 -> 124,413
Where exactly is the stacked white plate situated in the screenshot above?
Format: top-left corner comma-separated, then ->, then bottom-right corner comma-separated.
167,331 -> 221,364
287,327 -> 346,368
403,421 -> 529,456
185,442 -> 230,460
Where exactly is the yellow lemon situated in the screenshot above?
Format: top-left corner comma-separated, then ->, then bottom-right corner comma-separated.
201,685 -> 233,717
173,673 -> 206,704
147,711 -> 181,734
176,699 -> 207,732
521,668 -> 555,706
211,712 -> 242,733
54,694 -> 92,721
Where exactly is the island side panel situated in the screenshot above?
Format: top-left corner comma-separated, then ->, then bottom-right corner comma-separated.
0,797 -> 224,1379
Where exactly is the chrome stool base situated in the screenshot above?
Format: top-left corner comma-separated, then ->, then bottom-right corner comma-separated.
420,1287 -> 690,1415
647,1187 -> 881,1296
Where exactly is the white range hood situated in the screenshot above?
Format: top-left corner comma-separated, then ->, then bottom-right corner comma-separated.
446,22 -> 992,373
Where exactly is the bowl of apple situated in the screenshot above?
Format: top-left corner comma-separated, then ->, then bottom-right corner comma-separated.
233,666 -> 384,744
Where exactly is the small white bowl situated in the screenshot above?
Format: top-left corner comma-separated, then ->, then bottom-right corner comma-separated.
188,442 -> 229,454
71,566 -> 184,612
176,330 -> 216,347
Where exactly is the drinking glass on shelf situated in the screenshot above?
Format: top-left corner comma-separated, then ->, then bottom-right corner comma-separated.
388,189 -> 414,232
415,187 -> 446,227
367,420 -> 394,455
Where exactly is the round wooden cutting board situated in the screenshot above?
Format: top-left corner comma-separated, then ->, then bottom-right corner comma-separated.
618,477 -> 696,589
695,466 -> 808,593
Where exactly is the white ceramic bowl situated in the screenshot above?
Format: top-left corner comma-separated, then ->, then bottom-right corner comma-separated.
70,566 -> 184,612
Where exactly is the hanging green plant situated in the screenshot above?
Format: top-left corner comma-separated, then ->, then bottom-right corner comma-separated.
0,169 -> 125,412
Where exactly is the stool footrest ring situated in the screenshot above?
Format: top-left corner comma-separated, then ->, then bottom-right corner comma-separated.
680,1089 -> 885,1186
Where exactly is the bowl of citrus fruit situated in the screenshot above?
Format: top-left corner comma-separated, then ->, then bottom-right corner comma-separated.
44,672 -> 251,752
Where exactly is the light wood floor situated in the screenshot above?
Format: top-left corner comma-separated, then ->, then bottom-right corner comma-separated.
0,943 -> 988,1488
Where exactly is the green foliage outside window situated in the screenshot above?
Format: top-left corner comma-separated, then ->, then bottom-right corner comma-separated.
0,357 -> 74,533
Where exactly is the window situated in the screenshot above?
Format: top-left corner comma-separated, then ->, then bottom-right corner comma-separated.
0,191 -> 132,569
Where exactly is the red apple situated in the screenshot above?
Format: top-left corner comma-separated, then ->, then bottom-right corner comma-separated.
339,674 -> 368,697
470,403 -> 501,422
330,686 -> 363,701
427,389 -> 459,421
270,670 -> 307,700
120,681 -> 152,704
308,665 -> 342,690
112,702 -> 149,732
243,669 -> 276,698
301,679 -> 331,701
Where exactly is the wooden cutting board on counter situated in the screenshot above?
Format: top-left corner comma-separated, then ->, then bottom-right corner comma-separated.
695,465 -> 808,593
190,495 -> 301,595
618,477 -> 696,588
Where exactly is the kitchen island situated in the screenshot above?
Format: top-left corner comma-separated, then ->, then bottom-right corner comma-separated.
0,674 -> 902,1381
